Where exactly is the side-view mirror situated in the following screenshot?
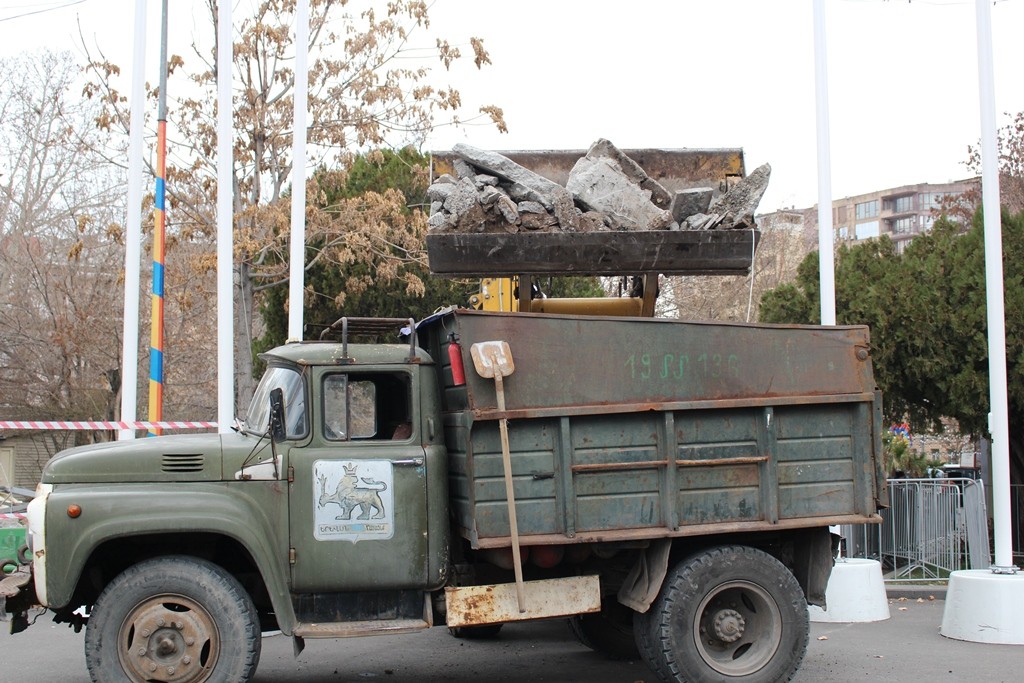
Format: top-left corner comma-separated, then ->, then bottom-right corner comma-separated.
269,388 -> 287,443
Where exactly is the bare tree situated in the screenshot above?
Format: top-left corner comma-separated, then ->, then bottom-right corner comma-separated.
658,212 -> 810,322
0,50 -> 127,439
84,0 -> 505,407
967,110 -> 1024,214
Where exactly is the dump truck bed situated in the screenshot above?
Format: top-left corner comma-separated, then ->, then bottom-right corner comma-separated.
417,309 -> 886,549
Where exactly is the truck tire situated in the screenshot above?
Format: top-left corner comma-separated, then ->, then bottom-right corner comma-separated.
634,545 -> 808,683
84,555 -> 261,683
448,623 -> 504,639
567,601 -> 640,660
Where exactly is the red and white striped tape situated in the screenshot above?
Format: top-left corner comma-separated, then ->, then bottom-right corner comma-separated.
0,512 -> 27,520
0,420 -> 217,431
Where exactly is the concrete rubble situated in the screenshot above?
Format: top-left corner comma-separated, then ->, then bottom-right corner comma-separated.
428,139 -> 770,234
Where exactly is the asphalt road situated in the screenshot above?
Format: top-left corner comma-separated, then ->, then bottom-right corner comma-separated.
1,599 -> 1019,682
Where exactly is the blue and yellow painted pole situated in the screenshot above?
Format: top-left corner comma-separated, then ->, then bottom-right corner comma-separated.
148,0 -> 169,437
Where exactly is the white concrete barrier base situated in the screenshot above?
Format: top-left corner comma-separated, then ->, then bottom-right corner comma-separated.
940,569 -> 1024,644
808,558 -> 890,623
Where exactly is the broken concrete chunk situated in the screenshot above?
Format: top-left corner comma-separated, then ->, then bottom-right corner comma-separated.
442,177 -> 482,217
682,212 -> 721,230
454,143 -> 565,196
428,211 -> 452,230
453,142 -> 576,222
670,187 -> 714,222
496,194 -> 519,224
517,201 -> 547,215
427,182 -> 455,203
507,181 -> 552,210
566,155 -> 672,230
428,140 -> 769,235
587,139 -> 672,209
549,190 -> 580,232
479,185 -> 504,207
707,163 -> 771,230
453,159 -> 477,180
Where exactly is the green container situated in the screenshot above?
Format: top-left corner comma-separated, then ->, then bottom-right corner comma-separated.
1,526 -> 26,572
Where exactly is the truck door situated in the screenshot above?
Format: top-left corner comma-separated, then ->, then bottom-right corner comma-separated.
288,369 -> 430,592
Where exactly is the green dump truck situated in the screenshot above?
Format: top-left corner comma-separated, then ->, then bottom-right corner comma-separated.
2,308 -> 887,683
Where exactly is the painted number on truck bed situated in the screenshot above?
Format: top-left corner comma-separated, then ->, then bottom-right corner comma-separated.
625,352 -> 740,381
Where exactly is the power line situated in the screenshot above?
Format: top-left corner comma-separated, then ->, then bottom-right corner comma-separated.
0,0 -> 87,24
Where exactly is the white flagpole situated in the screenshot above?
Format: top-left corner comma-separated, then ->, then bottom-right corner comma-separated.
217,0 -> 235,433
288,0 -> 310,342
119,0 -> 147,441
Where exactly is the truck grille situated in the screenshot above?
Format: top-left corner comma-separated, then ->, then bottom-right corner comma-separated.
161,453 -> 204,473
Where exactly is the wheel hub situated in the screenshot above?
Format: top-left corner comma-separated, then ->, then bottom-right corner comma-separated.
712,608 -> 746,643
119,596 -> 218,683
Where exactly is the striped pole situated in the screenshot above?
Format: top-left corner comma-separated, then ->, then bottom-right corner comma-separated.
148,0 -> 169,437
0,420 -> 217,431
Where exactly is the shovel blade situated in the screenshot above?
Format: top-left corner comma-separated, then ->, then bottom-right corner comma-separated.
470,341 -> 514,378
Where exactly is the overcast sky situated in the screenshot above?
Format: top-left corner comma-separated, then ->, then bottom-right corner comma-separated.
3,0 -> 1023,212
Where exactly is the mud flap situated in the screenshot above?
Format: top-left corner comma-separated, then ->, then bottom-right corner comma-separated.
792,527 -> 837,609
617,538 -> 672,613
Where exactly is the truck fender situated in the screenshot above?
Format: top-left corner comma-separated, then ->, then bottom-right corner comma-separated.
616,538 -> 671,613
43,486 -> 296,629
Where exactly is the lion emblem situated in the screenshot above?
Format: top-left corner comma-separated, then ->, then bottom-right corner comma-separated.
317,463 -> 388,520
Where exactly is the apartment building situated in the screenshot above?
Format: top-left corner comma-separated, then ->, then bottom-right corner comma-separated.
831,178 -> 978,252
759,178 -> 979,254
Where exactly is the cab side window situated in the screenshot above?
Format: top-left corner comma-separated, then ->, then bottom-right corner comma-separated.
322,372 -> 411,441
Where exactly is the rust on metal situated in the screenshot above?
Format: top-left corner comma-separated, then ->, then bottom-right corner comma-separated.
464,514 -> 885,550
571,459 -> 669,473
676,456 -> 769,468
444,576 -> 601,628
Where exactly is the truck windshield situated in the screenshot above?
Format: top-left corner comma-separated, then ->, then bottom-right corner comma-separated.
245,366 -> 307,438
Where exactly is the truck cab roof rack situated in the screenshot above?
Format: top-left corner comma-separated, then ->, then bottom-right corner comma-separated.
318,316 -> 418,362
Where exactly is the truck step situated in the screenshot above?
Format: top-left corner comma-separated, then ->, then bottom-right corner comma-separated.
292,618 -> 430,639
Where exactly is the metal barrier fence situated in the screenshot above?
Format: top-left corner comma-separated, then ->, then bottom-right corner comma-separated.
842,478 -> 990,582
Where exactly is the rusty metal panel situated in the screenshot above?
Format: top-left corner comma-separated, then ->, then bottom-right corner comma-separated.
462,419 -> 560,538
426,310 -> 875,416
775,405 -> 859,519
444,575 -> 601,627
673,408 -> 764,524
420,310 -> 882,545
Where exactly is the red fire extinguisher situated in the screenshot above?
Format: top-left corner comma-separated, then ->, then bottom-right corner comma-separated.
448,333 -> 466,386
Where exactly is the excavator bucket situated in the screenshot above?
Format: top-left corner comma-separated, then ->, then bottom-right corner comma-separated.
425,228 -> 759,277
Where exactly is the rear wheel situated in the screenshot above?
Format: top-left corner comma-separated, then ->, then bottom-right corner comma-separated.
568,600 -> 639,660
448,623 -> 504,639
635,545 -> 808,683
85,555 -> 261,683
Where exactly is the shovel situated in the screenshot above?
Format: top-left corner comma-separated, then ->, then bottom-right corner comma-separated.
469,340 -> 526,612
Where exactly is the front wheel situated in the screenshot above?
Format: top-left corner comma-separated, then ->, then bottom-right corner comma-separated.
635,545 -> 808,683
84,555 -> 261,683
